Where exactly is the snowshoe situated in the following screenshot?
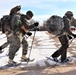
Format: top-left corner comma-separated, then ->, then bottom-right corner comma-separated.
7,61 -> 21,67
46,56 -> 59,62
0,50 -> 3,53
53,57 -> 59,62
21,58 -> 35,62
61,58 -> 72,63
0,61 -> 21,70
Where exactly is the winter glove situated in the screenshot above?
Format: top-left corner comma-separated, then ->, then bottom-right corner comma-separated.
26,32 -> 32,36
34,22 -> 39,27
67,35 -> 72,39
72,34 -> 76,38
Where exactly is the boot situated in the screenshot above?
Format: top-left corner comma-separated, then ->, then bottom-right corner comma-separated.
8,59 -> 19,66
52,56 -> 59,62
21,55 -> 30,62
0,46 -> 3,53
61,58 -> 69,63
8,59 -> 13,64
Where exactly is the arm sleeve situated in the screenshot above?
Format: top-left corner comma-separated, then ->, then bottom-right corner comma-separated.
21,16 -> 35,30
63,18 -> 74,36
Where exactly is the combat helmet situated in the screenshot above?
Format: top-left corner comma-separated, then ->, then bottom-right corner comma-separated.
26,10 -> 34,17
65,11 -> 73,16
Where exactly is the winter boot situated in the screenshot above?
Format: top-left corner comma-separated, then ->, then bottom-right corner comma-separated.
51,56 -> 59,62
61,58 -> 69,63
21,55 -> 30,62
0,46 -> 3,53
8,59 -> 20,66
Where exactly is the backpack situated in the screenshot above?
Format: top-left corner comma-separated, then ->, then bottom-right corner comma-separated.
46,15 -> 64,35
1,6 -> 21,33
10,5 -> 21,15
1,15 -> 11,33
10,14 -> 22,31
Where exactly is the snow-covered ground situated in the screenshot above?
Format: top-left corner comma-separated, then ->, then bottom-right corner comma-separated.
0,31 -> 76,69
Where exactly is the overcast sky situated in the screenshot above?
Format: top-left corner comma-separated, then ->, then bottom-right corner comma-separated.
0,0 -> 76,22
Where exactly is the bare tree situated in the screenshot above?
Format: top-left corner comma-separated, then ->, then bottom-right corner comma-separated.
39,20 -> 48,31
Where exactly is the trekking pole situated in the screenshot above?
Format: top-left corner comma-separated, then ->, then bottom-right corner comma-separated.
27,29 -> 37,64
69,37 -> 75,46
27,30 -> 36,64
35,35 -> 59,42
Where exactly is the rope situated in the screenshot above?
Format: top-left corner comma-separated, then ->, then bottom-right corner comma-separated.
35,35 -> 59,42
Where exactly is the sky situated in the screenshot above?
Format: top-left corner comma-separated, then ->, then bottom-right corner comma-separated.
0,0 -> 76,22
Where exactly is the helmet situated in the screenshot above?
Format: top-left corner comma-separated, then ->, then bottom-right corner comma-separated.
65,11 -> 73,16
26,10 -> 33,17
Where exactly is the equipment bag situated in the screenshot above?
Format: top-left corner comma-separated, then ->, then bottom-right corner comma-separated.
10,14 -> 22,31
1,15 -> 11,33
46,15 -> 64,35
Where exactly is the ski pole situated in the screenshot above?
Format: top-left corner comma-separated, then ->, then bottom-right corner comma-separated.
27,29 -> 37,64
68,37 -> 75,46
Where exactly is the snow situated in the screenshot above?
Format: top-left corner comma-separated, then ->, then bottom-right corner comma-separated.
0,31 -> 76,68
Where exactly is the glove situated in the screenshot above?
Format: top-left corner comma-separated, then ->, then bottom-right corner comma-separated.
67,35 -> 72,39
72,34 -> 76,38
34,22 -> 39,27
26,32 -> 32,36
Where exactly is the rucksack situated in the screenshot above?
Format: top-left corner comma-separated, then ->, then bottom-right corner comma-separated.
1,15 -> 11,33
10,5 -> 21,15
1,6 -> 21,33
10,14 -> 22,31
46,15 -> 64,35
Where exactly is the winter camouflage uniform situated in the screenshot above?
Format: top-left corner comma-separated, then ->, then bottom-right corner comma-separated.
52,11 -> 76,62
8,11 -> 39,64
0,15 -> 12,53
0,6 -> 21,53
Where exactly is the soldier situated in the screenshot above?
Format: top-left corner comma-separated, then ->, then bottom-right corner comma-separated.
7,10 -> 39,66
0,14 -> 12,54
0,5 -> 21,53
51,11 -> 76,63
